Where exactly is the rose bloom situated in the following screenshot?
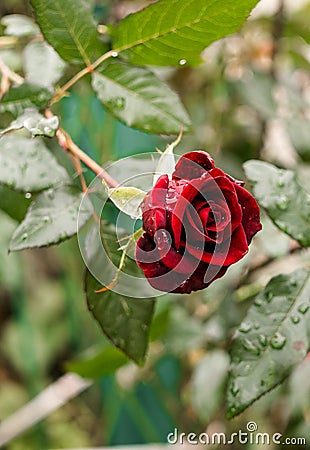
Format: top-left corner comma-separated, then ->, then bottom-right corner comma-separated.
136,151 -> 262,294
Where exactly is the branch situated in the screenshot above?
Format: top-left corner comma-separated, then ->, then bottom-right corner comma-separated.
57,128 -> 119,187
51,49 -> 117,104
0,55 -> 24,99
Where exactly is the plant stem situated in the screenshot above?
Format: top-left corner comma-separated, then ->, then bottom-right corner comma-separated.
45,110 -> 118,187
0,55 -> 24,98
51,49 -> 116,104
57,127 -> 119,188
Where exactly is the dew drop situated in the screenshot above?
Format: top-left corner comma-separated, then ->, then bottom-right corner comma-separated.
260,379 -> 266,387
25,192 -> 32,199
290,315 -> 300,324
298,303 -> 309,315
270,333 -> 286,350
276,195 -> 289,210
43,215 -> 51,223
21,232 -> 28,241
290,279 -> 298,287
47,189 -> 55,200
242,339 -> 261,355
254,297 -> 263,307
111,51 -> 118,58
230,381 -> 240,397
179,59 -> 187,66
265,291 -> 273,302
239,322 -> 252,333
254,321 -> 260,330
258,334 -> 268,347
277,180 -> 285,188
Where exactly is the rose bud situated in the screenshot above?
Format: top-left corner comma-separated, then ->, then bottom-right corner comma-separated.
136,151 -> 262,294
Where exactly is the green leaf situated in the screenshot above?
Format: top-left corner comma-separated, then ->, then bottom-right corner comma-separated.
31,0 -> 105,65
92,61 -> 191,134
107,185 -> 146,219
1,109 -> 59,138
190,350 -> 229,422
0,186 -> 31,222
85,270 -> 155,365
112,0 -> 260,66
0,133 -> 69,192
227,269 -> 310,419
1,14 -> 39,37
243,160 -> 310,247
66,345 -> 129,378
23,41 -> 66,88
9,185 -> 93,251
0,83 -> 54,117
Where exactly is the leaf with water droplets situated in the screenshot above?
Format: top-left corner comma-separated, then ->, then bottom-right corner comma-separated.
92,61 -> 191,134
9,185 -> 93,251
227,269 -> 310,419
112,0 -> 260,66
244,160 -> 310,247
1,108 -> 59,138
0,133 -> 69,192
0,83 -> 54,117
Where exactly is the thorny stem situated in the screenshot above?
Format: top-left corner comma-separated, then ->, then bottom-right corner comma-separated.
0,55 -> 24,98
45,110 -> 119,188
51,49 -> 116,104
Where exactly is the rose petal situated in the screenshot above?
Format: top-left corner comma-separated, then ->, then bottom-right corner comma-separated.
173,151 -> 214,180
235,184 -> 262,244
141,174 -> 169,235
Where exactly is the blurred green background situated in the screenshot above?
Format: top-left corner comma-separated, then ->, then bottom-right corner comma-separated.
1,0 -> 310,449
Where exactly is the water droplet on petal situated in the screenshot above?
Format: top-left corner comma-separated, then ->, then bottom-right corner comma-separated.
270,333 -> 286,350
179,59 -> 187,66
43,215 -> 51,223
111,51 -> 118,57
265,291 -> 273,302
298,303 -> 309,315
25,192 -> 32,199
21,232 -> 28,241
290,279 -> 298,287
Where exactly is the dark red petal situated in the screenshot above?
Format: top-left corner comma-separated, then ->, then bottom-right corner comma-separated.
173,151 -> 214,180
173,264 -> 228,294
185,224 -> 248,266
155,229 -> 197,274
235,184 -> 262,244
141,174 -> 169,235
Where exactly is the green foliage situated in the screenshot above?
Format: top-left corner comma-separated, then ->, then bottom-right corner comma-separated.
30,0 -> 105,65
1,108 -> 59,137
0,133 -> 69,192
1,2 -> 310,446
0,83 -> 54,116
112,0 -> 260,66
244,160 -> 310,247
66,345 -> 129,378
92,62 -> 191,134
9,186 -> 93,251
227,269 -> 310,418
85,270 -> 155,365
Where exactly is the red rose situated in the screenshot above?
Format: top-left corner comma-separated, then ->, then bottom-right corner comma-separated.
136,151 -> 262,294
